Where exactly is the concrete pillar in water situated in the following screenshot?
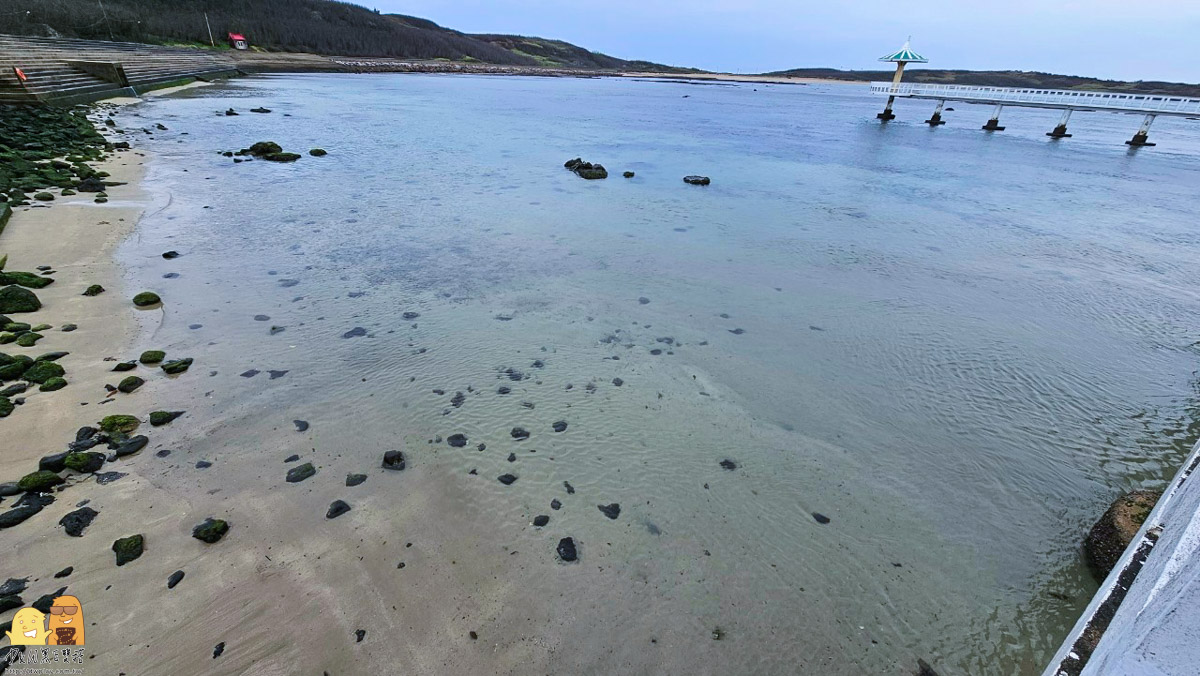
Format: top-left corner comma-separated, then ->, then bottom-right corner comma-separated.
925,100 -> 947,126
1126,113 -> 1158,147
1047,109 -> 1073,138
877,62 -> 906,121
982,104 -> 1005,131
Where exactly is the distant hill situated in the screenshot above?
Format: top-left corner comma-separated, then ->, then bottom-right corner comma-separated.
0,0 -> 686,71
769,68 -> 1200,97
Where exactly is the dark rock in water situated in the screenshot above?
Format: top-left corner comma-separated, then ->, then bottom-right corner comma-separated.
812,513 -> 831,524
156,449 -> 172,458
355,628 -> 366,642
0,595 -> 22,613
533,515 -> 549,527
623,171 -> 635,178
64,451 -> 105,473
192,518 -> 230,543
240,369 -> 260,378
382,450 -> 406,471
612,378 -> 624,387
268,370 -> 288,380
729,328 -> 746,335
264,152 -> 302,162
598,503 -> 621,520
250,107 -> 272,114
564,158 -> 608,180
162,250 -> 181,259
326,500 -> 351,519
0,383 -> 27,397
511,427 -> 530,441
60,323 -> 77,332
552,421 -> 568,433
112,435 -> 148,458
112,361 -> 137,372
195,460 -> 212,469
167,570 -> 185,589
638,297 -> 650,305
309,148 -> 327,157
213,642 -> 225,658
117,375 -> 144,393
450,391 -> 466,408
551,499 -> 562,510
564,481 -> 575,494
505,368 -> 524,381
54,567 -> 72,579
286,463 -> 316,483
1085,490 -> 1161,580
916,659 -> 941,676
683,175 -> 711,186
720,459 -> 737,470
645,521 -> 662,536
346,473 -> 367,487
497,474 -> 517,485
284,454 -> 300,463
149,410 -> 184,426
112,534 -> 144,565
161,358 -> 193,375
497,386 -> 511,395
293,420 -> 310,432
343,327 -> 367,339
225,108 -> 238,116
557,537 -> 578,562
402,311 -> 420,320
507,452 -> 517,463
254,315 -> 270,322
447,434 -> 468,448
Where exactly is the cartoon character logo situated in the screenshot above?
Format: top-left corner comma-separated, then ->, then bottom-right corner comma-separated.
46,595 -> 84,646
4,608 -> 47,645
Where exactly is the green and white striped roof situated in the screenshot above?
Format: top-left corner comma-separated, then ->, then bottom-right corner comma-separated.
879,39 -> 927,63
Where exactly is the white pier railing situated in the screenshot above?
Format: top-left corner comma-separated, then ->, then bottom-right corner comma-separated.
870,82 -> 1200,117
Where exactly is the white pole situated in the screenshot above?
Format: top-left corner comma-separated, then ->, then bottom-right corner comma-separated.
205,12 -> 215,47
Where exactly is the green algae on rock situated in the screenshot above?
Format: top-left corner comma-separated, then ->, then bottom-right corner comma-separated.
132,291 -> 161,307
21,360 -> 63,384
0,285 -> 40,313
99,414 -> 139,435
139,350 -> 165,364
112,534 -> 144,566
64,452 -> 105,473
38,377 -> 66,392
192,518 -> 230,544
17,470 -> 64,493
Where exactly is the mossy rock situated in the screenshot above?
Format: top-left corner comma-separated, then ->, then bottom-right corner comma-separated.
82,284 -> 104,296
64,452 -> 105,473
112,361 -> 136,372
116,375 -> 144,393
286,462 -> 316,483
192,518 -> 229,544
149,410 -> 184,426
0,355 -> 32,380
38,377 -> 67,392
139,350 -> 165,364
112,534 -> 144,566
1084,490 -> 1162,580
17,470 -> 64,492
94,197 -> 108,204
132,291 -> 161,307
99,414 -> 139,435
35,351 -> 67,362
264,152 -> 302,163
623,171 -> 635,178
240,141 -> 283,156
0,272 -> 54,289
309,148 -> 327,157
0,285 -> 41,313
0,333 -> 15,345
22,360 -> 63,384
0,396 -> 12,417
15,332 -> 42,347
33,192 -> 54,201
30,324 -> 50,332
61,189 -> 76,196
3,323 -> 30,333
161,358 -> 193,375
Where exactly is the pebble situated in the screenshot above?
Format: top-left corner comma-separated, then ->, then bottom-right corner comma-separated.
293,420 -> 309,432
812,512 -> 831,524
550,499 -> 562,510
564,481 -> 575,494
355,629 -> 366,642
497,474 -> 517,485
342,327 -> 367,339
213,642 -> 225,658
167,570 -> 185,589
510,427 -> 530,440
598,503 -> 621,520
54,567 -> 72,579
552,421 -> 568,433
612,378 -> 624,387
532,515 -> 549,527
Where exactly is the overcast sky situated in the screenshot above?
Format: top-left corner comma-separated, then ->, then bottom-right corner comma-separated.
377,1 -> 1198,82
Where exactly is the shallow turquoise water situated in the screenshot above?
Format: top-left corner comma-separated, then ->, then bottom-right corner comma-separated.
120,74 -> 1200,674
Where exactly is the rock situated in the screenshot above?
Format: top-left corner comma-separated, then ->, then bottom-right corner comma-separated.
0,383 -> 26,396
533,515 -> 549,527
623,171 -> 635,178
684,175 -> 711,185
0,595 -> 22,613
167,570 -> 185,589
343,327 -> 367,339
112,361 -> 136,372
17,470 -> 63,492
54,567 -> 72,578
1085,490 -> 1161,579
0,396 -> 11,417
195,460 -> 212,469
161,358 -> 193,375
250,107 -> 272,114
447,434 -> 468,448
497,474 -> 517,485
64,452 -> 105,473
0,483 -> 18,497
638,297 -> 650,305
38,377 -> 66,392
916,659 -> 941,676
213,642 -> 225,658
598,503 -> 621,520
720,459 -> 737,470
564,481 -> 575,494
450,391 -> 465,407
59,507 -> 98,536
0,503 -> 44,528
35,351 -> 67,362
60,323 -> 77,332
112,534 -> 144,565
551,499 -> 562,510
355,628 -> 366,642
34,192 -> 54,201
82,284 -> 105,296
225,108 -> 239,116
564,158 -> 608,179
552,421 -> 568,433
112,435 -> 148,458
149,410 -> 184,426
286,463 -> 316,483
293,420 -> 310,432
612,377 -> 624,387
14,332 -> 42,347
0,272 -> 54,289
132,291 -> 161,307
729,328 -> 746,335
116,376 -> 144,393
0,285 -> 41,313
812,512 -> 831,525
99,414 -> 139,434
284,454 -> 300,463
161,250 -> 180,259
511,427 -> 530,441
557,537 -> 578,562
139,350 -> 165,364
326,500 -> 351,519
264,152 -> 302,162
192,518 -> 229,544
382,450 -> 406,471
95,471 -> 125,484
506,452 -> 517,462
309,148 -> 327,156
346,473 -> 367,487
39,451 -> 71,472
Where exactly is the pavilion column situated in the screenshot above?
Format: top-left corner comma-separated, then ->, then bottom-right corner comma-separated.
925,99 -> 946,126
1125,114 -> 1158,147
1047,109 -> 1073,138
982,104 -> 1005,131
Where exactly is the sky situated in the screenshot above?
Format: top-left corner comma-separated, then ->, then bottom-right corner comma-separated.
374,1 -> 1200,82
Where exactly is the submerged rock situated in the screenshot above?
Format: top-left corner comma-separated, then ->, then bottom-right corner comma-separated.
683,175 -> 711,186
510,427 -> 530,441
551,499 -> 562,510
532,515 -> 549,527
552,421 -> 568,433
446,434 -> 468,448
719,459 -> 737,470
564,158 -> 608,179
1084,490 -> 1161,580
286,463 -> 316,483
382,450 -> 406,471
497,474 -> 517,485
309,148 -> 327,157
812,512 -> 831,525
557,537 -> 578,562
293,420 -> 310,432
598,503 -> 621,520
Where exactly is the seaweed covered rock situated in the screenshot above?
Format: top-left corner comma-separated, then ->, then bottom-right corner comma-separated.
237,141 -> 282,157
0,355 -> 33,380
263,152 -> 302,163
309,148 -> 327,157
38,377 -> 66,392
161,358 -> 193,375
0,285 -> 40,313
286,462 -> 316,483
15,332 -> 42,347
132,291 -> 161,307
1084,490 -> 1162,580
21,360 -> 63,384
192,518 -> 229,544
684,175 -> 711,185
139,350 -> 165,364
0,396 -> 12,417
82,284 -> 104,296
0,271 -> 54,289
112,534 -> 144,566
99,414 -> 139,435
116,376 -> 144,393
149,410 -> 184,426
63,452 -> 105,473
564,158 -> 608,180
17,470 -> 63,493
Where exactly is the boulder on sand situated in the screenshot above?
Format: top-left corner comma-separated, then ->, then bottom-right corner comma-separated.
1084,490 -> 1161,580
0,286 -> 40,313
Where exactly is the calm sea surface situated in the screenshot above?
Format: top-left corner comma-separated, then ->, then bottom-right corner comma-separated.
120,73 -> 1200,674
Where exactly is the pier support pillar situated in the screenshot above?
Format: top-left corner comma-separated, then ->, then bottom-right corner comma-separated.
925,100 -> 946,126
1126,114 -> 1157,147
877,95 -> 897,121
982,104 -> 1005,131
1047,109 -> 1073,138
